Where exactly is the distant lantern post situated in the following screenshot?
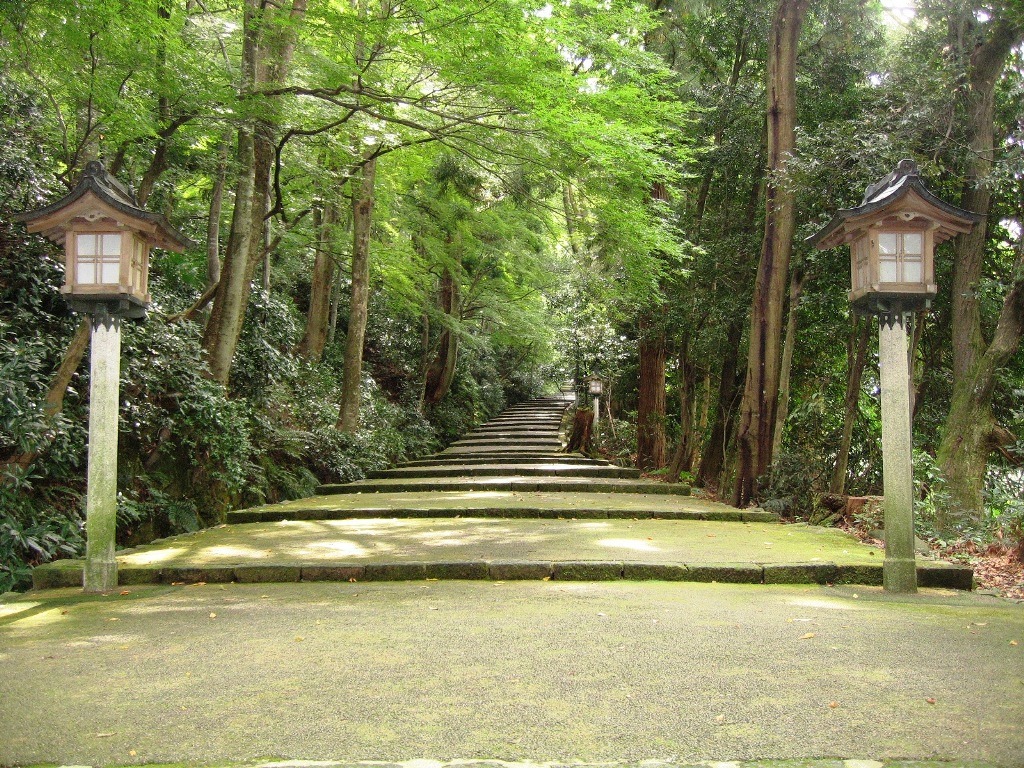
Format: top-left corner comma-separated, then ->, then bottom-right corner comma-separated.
809,159 -> 980,593
587,376 -> 603,436
17,161 -> 191,593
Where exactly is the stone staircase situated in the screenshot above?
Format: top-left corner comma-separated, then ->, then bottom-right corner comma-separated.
32,390 -> 974,590
231,390 -> 765,522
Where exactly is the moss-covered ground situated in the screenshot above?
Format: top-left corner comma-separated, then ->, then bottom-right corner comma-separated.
2,582 -> 1021,766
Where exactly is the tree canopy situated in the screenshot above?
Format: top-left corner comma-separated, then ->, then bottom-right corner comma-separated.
1,0 -> 1023,592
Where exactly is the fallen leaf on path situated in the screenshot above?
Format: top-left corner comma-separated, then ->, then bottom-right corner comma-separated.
799,632 -> 816,640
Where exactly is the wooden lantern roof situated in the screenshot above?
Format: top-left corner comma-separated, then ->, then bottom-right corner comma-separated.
15,161 -> 193,252
808,159 -> 981,250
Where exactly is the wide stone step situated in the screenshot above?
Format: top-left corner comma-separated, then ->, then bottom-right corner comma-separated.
453,437 -> 562,446
396,455 -> 606,468
485,416 -> 564,422
33,517 -> 973,591
226,490 -> 774,524
316,476 -> 694,495
483,423 -> 562,429
366,463 -> 641,480
464,430 -> 559,439
439,445 -> 574,456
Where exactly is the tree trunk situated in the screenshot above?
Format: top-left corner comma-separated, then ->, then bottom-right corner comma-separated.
1,318 -> 92,482
938,15 -> 1024,526
297,202 -> 339,361
207,132 -> 229,287
950,17 -> 1020,383
667,334 -> 697,478
637,313 -> 667,471
830,315 -> 870,495
201,0 -> 306,386
424,268 -> 460,404
565,409 -> 594,454
337,156 -> 377,432
938,249 -> 1024,526
731,0 -> 808,507
696,317 -> 743,490
770,265 -> 806,460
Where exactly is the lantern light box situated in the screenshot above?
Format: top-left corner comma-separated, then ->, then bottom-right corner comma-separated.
15,161 -> 191,318
809,159 -> 981,315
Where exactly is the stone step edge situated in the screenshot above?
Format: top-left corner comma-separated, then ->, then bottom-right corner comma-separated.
365,467 -> 641,480
33,558 -> 974,591
396,456 -> 606,467
315,480 -> 693,495
227,507 -> 777,523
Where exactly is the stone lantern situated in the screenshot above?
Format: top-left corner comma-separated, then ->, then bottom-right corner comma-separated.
17,161 -> 191,592
809,159 -> 979,593
16,160 -> 190,318
809,159 -> 979,315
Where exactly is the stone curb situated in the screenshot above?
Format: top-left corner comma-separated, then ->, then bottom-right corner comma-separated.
32,558 -> 974,591
31,760 -> 1006,768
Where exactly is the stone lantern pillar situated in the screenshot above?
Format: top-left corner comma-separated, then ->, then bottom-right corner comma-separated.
809,160 -> 980,592
17,162 -> 192,592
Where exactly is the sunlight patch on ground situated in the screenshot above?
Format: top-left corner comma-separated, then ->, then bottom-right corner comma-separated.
120,546 -> 186,565
301,540 -> 372,557
8,608 -> 69,630
324,519 -> 410,534
597,538 -> 661,552
201,545 -> 267,559
0,602 -> 40,620
788,597 -> 865,611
